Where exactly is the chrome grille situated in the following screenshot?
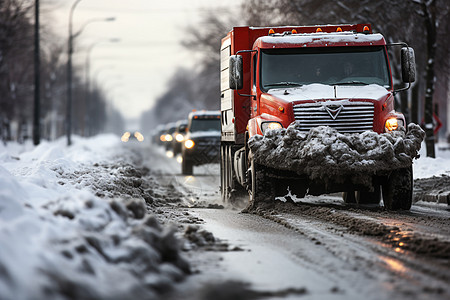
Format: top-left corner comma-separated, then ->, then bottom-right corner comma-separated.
293,102 -> 374,133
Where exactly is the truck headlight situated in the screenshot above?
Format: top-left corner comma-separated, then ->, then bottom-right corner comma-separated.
184,139 -> 195,149
385,118 -> 404,132
261,121 -> 282,134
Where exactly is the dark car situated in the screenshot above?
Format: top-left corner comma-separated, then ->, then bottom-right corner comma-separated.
181,111 -> 221,175
171,119 -> 188,156
163,122 -> 177,151
152,125 -> 166,146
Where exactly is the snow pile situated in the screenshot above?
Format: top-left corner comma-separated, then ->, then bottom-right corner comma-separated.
0,136 -> 189,299
249,123 -> 425,186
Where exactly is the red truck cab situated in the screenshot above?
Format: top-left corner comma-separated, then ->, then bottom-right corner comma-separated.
220,24 -> 417,210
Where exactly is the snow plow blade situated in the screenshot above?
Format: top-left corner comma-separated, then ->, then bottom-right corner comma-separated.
248,123 -> 425,191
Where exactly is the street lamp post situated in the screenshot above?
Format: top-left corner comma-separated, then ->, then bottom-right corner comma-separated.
33,0 -> 40,145
66,0 -> 82,146
66,0 -> 115,145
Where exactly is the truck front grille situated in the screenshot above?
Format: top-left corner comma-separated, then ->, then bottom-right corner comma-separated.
293,102 -> 374,133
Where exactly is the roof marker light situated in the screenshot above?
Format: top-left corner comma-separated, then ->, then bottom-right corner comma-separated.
316,28 -> 322,32
292,29 -> 297,34
363,26 -> 370,33
336,27 -> 342,32
268,29 -> 275,35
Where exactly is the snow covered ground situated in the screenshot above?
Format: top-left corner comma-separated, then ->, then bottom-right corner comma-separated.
0,134 -> 449,299
0,136 -> 189,299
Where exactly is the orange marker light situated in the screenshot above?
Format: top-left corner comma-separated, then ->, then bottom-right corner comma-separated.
278,106 -> 284,113
336,27 -> 342,32
268,29 -> 275,35
292,29 -> 297,34
316,28 -> 322,32
363,26 -> 370,33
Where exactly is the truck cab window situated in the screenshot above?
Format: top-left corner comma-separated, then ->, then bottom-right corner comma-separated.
260,46 -> 391,91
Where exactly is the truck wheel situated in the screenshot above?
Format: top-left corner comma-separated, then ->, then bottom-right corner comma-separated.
356,185 -> 381,205
343,191 -> 356,204
220,146 -> 227,203
182,158 -> 193,175
221,145 -> 246,205
248,152 -> 275,208
382,166 -> 413,210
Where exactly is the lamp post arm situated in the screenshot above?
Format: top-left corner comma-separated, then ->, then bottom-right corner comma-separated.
73,17 -> 116,40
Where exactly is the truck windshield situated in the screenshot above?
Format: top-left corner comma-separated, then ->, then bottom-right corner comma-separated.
190,118 -> 221,132
260,46 -> 391,90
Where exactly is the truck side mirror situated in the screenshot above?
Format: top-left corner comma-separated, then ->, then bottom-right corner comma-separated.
401,47 -> 416,83
229,55 -> 243,90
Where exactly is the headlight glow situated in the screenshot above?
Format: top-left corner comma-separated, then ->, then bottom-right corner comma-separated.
175,134 -> 184,142
385,118 -> 399,131
134,131 -> 144,142
184,139 -> 195,149
165,134 -> 173,142
121,132 -> 131,142
261,122 -> 282,134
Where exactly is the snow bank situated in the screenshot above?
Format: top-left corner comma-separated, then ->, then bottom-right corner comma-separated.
414,142 -> 450,179
0,135 -> 189,299
249,123 -> 425,187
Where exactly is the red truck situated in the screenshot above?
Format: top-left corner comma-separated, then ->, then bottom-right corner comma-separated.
220,24 -> 419,210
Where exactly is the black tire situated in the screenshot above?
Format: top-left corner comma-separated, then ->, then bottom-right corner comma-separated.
343,191 -> 356,204
382,166 -> 413,210
221,145 -> 247,205
220,145 -> 227,203
248,151 -> 275,208
182,158 -> 193,175
356,185 -> 381,205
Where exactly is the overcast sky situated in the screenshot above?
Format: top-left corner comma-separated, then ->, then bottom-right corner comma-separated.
44,0 -> 241,123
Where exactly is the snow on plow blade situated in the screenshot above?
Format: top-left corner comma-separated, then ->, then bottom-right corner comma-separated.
249,123 -> 425,187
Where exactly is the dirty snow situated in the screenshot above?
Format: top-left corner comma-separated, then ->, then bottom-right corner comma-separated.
0,136 -> 189,299
249,123 -> 425,187
0,127 -> 449,299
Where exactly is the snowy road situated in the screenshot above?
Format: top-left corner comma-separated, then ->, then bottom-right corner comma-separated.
136,142 -> 450,300
2,136 -> 448,299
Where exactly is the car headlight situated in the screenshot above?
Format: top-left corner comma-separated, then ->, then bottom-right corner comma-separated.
165,134 -> 173,142
175,134 -> 184,142
261,121 -> 282,134
385,118 -> 404,132
121,132 -> 131,142
134,131 -> 144,142
184,139 -> 195,149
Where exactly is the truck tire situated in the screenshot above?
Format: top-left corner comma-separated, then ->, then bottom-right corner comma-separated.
221,145 -> 246,205
356,185 -> 381,205
220,145 -> 227,202
182,158 -> 193,175
248,151 -> 275,208
382,166 -> 413,210
343,191 -> 357,204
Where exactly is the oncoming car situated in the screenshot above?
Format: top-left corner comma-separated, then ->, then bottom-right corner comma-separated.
121,131 -> 144,142
172,119 -> 188,156
181,111 -> 221,175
